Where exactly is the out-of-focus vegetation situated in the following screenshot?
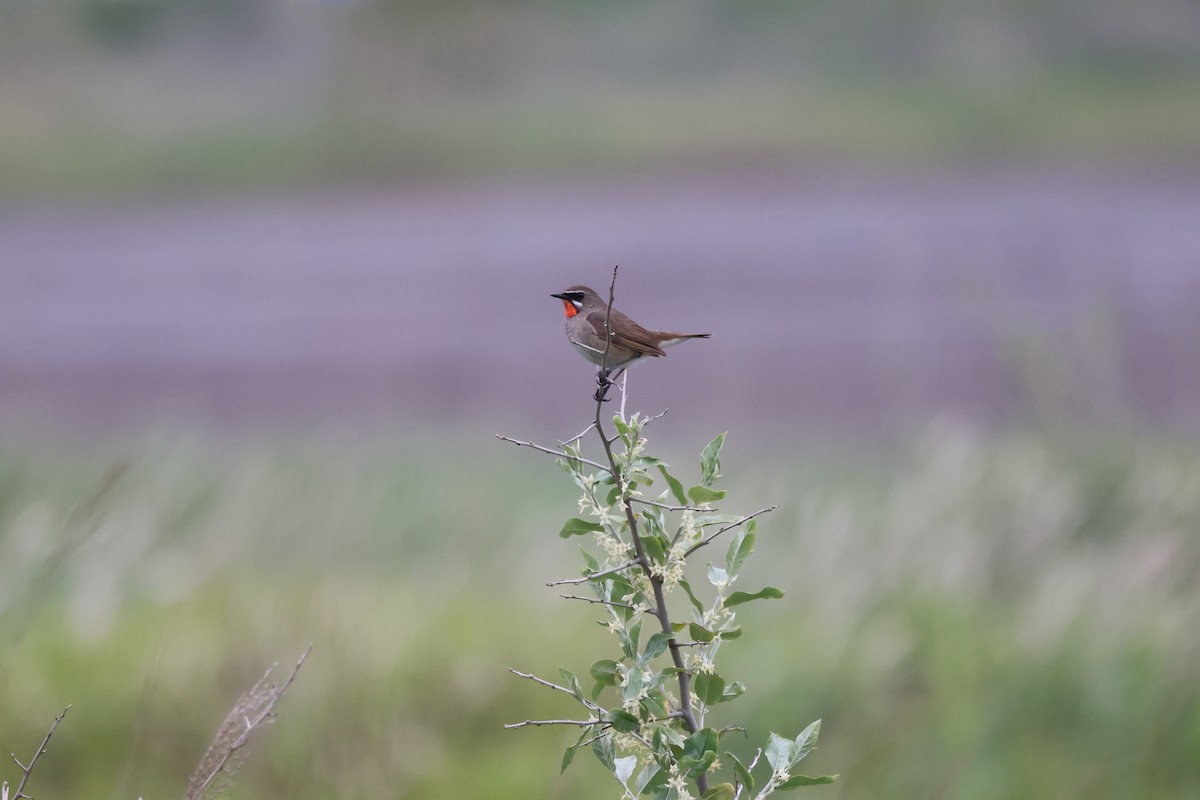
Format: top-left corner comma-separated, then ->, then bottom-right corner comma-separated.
2,0 -> 1199,196
2,425 -> 1198,798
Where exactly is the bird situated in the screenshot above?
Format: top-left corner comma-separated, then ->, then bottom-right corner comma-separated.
551,284 -> 710,414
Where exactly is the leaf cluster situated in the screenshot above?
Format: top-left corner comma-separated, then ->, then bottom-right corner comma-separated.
515,416 -> 834,799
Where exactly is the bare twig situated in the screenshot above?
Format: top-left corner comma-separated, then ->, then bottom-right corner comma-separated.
8,705 -> 70,800
559,423 -> 597,447
495,434 -> 609,473
504,711 -> 685,731
642,408 -> 669,425
546,559 -> 639,587
684,506 -> 778,558
185,645 -> 312,800
628,497 -> 714,512
506,719 -> 604,734
508,669 -> 602,709
558,594 -> 646,612
599,267 -> 618,390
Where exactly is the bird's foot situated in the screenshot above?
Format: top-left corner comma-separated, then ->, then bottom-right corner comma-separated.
593,369 -> 613,402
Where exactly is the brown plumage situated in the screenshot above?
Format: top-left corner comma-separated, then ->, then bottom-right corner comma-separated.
551,285 -> 710,371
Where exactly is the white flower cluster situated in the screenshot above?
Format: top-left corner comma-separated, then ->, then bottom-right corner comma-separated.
678,510 -> 699,544
594,529 -> 632,562
686,652 -> 715,675
666,763 -> 694,800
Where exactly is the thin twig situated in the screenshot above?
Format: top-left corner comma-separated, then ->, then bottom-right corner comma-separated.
495,434 -> 609,472
600,267 -> 618,386
9,705 -> 70,800
504,717 -> 601,730
684,506 -> 778,558
505,709 -> 688,731
578,732 -> 609,749
546,559 -> 639,587
558,594 -> 645,612
507,669 -> 602,710
559,423 -> 597,447
628,497 -> 714,512
643,408 -> 669,425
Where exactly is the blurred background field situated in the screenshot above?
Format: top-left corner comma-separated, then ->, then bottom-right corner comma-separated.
2,1 -> 1200,798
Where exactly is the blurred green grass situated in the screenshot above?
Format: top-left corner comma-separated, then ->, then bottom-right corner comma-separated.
5,0 -> 1200,199
2,425 -> 1199,798
4,69 -> 1200,198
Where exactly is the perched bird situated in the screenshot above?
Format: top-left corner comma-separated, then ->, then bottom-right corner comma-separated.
551,285 -> 710,412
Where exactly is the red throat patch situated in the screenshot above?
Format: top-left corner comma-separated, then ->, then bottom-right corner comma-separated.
562,300 -> 577,318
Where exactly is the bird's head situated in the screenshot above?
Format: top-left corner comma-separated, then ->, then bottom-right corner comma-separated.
550,286 -> 596,318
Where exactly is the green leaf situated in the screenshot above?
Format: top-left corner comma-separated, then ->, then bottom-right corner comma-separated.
637,764 -> 667,795
607,573 -> 635,606
717,626 -> 743,640
727,751 -> 755,793
615,755 -> 637,787
724,526 -> 755,578
688,485 -> 727,505
640,508 -> 666,538
590,659 -> 619,686
777,775 -> 838,789
724,587 -> 784,607
641,631 -> 672,663
701,432 -> 727,486
580,546 -> 600,573
720,681 -> 746,702
707,564 -> 729,587
643,534 -> 667,565
764,732 -> 794,772
558,667 -> 585,702
694,672 -> 726,705
561,726 -> 591,773
613,414 -> 633,439
561,743 -> 578,773
657,465 -> 688,505
606,484 -> 622,506
793,719 -> 822,763
683,727 -> 718,760
604,709 -> 641,733
688,622 -> 716,643
702,784 -> 736,800
592,732 -> 615,771
678,578 -> 705,614
679,750 -> 718,778
560,517 -> 604,538
621,665 -> 645,702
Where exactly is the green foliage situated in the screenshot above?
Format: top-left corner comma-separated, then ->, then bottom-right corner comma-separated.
4,430 -> 1200,798
522,414 -> 828,798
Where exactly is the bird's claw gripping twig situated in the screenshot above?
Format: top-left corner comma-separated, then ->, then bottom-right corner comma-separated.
594,369 -> 614,402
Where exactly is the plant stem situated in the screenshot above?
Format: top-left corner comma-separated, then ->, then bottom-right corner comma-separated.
591,267 -> 709,797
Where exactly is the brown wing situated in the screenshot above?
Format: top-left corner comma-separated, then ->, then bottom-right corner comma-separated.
583,309 -> 667,358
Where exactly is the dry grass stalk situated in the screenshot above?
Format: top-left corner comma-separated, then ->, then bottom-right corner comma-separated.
185,646 -> 312,800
